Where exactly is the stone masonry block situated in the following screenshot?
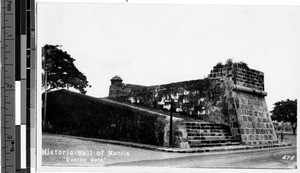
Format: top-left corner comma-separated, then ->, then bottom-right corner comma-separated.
269,135 -> 273,140
245,141 -> 252,145
252,123 -> 257,128
247,116 -> 252,121
257,118 -> 261,123
245,129 -> 249,134
248,122 -> 253,128
243,135 -> 248,141
260,135 -> 264,140
252,117 -> 257,123
233,122 -> 239,128
239,128 -> 244,134
249,135 -> 254,141
242,121 -> 248,128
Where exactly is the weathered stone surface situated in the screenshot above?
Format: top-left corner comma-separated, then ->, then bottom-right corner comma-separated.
108,62 -> 278,146
228,90 -> 278,144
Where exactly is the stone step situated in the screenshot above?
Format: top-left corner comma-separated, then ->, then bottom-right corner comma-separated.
188,139 -> 240,144
185,122 -> 241,148
185,122 -> 224,125
189,141 -> 241,148
187,132 -> 232,137
185,122 -> 229,127
188,136 -> 235,140
186,125 -> 231,130
187,129 -> 230,133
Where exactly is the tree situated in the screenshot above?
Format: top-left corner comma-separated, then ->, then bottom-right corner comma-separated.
271,99 -> 297,135
42,44 -> 90,94
42,44 -> 90,128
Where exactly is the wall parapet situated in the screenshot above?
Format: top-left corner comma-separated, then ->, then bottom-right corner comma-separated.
208,62 -> 265,92
233,85 -> 267,96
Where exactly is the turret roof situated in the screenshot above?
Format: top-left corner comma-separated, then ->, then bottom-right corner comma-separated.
111,75 -> 122,81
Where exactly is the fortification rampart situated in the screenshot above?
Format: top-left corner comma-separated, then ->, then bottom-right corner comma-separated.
44,89 -> 179,146
108,61 -> 278,145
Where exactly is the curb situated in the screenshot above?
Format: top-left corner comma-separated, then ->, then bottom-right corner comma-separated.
155,143 -> 292,153
44,133 -> 293,154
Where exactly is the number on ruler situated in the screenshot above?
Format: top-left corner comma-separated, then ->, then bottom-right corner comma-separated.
6,0 -> 13,12
5,83 -> 12,88
10,141 -> 15,152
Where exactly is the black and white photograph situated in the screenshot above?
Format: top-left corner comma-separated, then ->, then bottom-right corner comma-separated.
37,0 -> 299,172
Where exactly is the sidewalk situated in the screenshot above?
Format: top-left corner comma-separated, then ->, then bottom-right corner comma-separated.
49,133 -> 293,154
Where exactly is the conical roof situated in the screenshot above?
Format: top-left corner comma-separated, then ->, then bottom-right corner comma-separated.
111,75 -> 123,81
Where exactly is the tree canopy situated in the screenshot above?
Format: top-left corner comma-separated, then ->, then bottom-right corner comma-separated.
42,44 -> 90,94
271,99 -> 297,134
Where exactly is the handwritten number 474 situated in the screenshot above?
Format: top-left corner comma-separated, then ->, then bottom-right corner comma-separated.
282,155 -> 295,161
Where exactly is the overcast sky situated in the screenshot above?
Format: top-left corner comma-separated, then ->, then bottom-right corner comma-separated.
37,2 -> 300,110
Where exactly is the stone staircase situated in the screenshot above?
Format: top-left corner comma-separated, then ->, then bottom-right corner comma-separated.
185,122 -> 241,147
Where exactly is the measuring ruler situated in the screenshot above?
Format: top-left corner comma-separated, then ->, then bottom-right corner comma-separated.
1,0 -> 16,172
1,0 -> 35,172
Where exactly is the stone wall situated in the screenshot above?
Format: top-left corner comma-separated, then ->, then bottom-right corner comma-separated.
208,62 -> 264,91
45,90 -> 165,146
109,83 -> 145,99
107,61 -> 278,145
164,120 -> 190,148
208,62 -> 277,144
109,78 -> 230,125
231,91 -> 277,145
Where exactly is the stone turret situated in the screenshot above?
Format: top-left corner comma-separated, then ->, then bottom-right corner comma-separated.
109,75 -> 123,97
110,75 -> 123,86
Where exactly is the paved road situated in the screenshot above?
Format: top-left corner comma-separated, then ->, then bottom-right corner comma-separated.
42,134 -> 296,169
107,146 -> 297,168
42,134 -> 194,167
